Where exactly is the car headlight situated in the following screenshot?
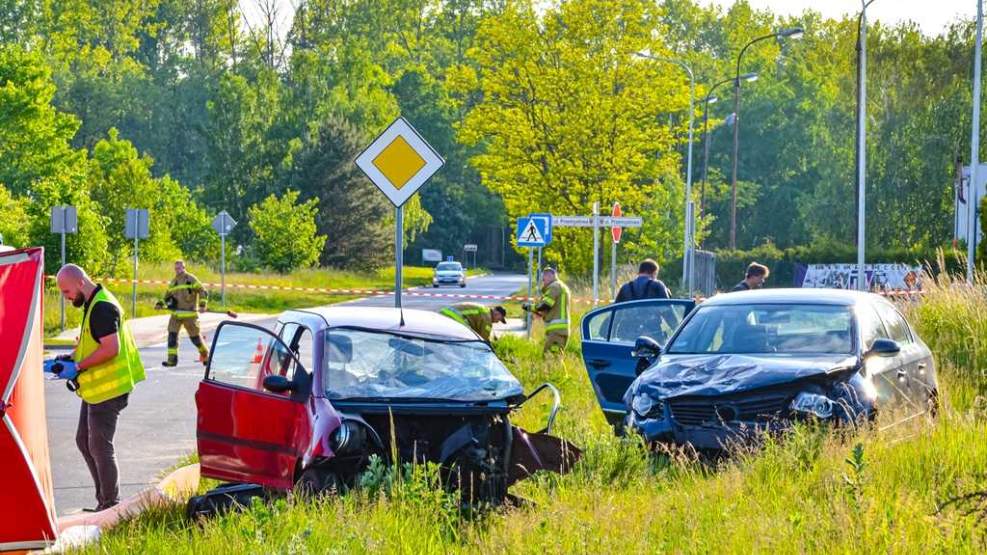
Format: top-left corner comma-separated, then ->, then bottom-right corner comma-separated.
632,395 -> 663,419
790,392 -> 834,419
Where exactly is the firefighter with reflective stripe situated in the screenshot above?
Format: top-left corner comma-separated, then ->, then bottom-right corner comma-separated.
532,267 -> 571,353
156,260 -> 208,366
440,303 -> 507,342
57,264 -> 145,511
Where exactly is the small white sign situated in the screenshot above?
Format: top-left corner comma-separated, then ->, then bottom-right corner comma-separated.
553,215 -> 643,227
355,117 -> 444,207
463,244 -> 478,252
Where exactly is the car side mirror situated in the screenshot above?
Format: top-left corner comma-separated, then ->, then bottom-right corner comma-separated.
263,374 -> 293,393
865,338 -> 900,358
632,336 -> 662,359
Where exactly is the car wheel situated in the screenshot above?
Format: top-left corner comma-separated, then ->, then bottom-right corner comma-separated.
433,284 -> 439,288
459,282 -> 466,288
926,389 -> 940,420
295,468 -> 341,498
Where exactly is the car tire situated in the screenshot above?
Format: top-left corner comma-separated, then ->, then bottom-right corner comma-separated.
433,284 -> 439,288
295,467 -> 341,498
459,282 -> 466,288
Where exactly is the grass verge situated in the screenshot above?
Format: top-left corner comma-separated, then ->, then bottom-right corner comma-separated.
88,279 -> 987,553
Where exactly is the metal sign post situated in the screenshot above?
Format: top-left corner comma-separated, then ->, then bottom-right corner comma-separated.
686,201 -> 695,296
211,210 -> 237,308
969,0 -> 984,284
50,206 -> 78,331
592,202 -> 600,305
526,248 -> 534,338
125,208 -> 150,318
610,202 -> 622,299
354,117 -> 444,309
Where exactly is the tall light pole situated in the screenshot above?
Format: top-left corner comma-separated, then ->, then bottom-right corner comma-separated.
856,1 -> 877,291
729,27 -> 803,249
969,0 -> 984,284
636,53 -> 696,292
700,73 -> 758,229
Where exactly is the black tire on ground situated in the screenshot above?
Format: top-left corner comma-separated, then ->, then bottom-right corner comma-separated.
460,282 -> 466,288
433,284 -> 439,288
294,468 -> 341,498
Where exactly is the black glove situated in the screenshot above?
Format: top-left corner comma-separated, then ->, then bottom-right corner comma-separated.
521,302 -> 532,312
55,354 -> 73,362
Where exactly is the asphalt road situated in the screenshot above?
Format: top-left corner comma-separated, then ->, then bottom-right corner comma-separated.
46,272 -> 526,514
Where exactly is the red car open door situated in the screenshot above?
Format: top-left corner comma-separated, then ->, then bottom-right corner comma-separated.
195,322 -> 311,490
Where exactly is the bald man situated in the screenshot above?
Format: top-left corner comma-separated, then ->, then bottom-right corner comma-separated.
56,264 -> 145,512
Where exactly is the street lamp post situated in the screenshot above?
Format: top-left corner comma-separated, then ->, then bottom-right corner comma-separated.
856,1 -> 877,291
635,53 -> 697,293
729,27 -> 803,249
700,73 -> 758,229
969,0 -> 984,284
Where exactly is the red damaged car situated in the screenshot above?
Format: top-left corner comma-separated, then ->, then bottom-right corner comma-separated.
192,306 -> 579,504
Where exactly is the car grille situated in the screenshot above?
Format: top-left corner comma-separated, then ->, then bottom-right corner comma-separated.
669,391 -> 793,426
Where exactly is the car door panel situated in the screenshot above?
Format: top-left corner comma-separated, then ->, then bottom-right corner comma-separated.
581,299 -> 695,422
196,322 -> 312,490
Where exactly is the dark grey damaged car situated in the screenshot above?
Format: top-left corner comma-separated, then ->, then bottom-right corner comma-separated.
583,289 -> 938,450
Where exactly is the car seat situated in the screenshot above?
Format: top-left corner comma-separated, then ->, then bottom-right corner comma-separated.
731,323 -> 770,353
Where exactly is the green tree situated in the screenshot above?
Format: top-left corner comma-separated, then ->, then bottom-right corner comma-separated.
456,0 -> 690,273
247,190 -> 326,273
0,185 -> 28,248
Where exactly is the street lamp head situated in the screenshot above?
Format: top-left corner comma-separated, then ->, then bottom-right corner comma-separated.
741,72 -> 759,82
779,27 -> 804,39
708,96 -> 719,105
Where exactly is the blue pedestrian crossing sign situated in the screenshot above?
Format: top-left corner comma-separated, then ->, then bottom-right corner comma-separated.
516,214 -> 552,247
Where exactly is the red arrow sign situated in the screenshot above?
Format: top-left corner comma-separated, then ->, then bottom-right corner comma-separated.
611,202 -> 622,243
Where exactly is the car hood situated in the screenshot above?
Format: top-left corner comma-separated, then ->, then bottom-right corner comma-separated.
625,353 -> 858,402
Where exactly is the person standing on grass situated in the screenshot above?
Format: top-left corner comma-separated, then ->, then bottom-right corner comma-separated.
614,259 -> 671,303
528,267 -> 571,354
56,264 -> 146,512
731,262 -> 770,292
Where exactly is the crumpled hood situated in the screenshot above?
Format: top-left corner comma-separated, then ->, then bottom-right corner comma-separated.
625,353 -> 858,402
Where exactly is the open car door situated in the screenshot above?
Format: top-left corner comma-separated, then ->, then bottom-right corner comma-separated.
581,299 -> 694,429
196,322 -> 312,490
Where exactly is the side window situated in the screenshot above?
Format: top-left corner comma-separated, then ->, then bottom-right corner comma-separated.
208,323 -> 294,391
875,304 -> 913,345
277,323 -> 312,381
856,305 -> 889,349
585,310 -> 613,341
610,304 -> 687,344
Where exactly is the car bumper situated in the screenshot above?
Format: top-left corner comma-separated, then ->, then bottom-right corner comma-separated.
628,412 -> 792,451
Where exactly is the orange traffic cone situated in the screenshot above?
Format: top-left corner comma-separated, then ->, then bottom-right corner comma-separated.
251,338 -> 264,364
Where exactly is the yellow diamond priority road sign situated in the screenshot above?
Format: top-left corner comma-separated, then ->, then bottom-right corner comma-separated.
355,117 -> 444,207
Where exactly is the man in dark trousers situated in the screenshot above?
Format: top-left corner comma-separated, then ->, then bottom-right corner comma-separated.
615,259 -> 671,303
731,262 -> 770,292
56,264 -> 146,512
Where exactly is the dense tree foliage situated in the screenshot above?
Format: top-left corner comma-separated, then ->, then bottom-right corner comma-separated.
1,0 -> 984,276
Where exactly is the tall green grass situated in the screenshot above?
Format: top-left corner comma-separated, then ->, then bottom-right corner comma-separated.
89,277 -> 987,553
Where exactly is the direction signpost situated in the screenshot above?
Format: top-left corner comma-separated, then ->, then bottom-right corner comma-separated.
50,206 -> 78,330
124,208 -> 150,318
356,117 -> 444,309
550,209 -> 642,303
211,210 -> 237,307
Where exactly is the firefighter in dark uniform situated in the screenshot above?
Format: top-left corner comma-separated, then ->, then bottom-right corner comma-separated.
156,260 -> 209,366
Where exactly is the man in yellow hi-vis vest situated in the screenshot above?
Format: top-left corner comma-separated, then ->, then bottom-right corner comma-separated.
56,264 -> 145,512
156,260 -> 209,367
531,267 -> 571,354
440,303 -> 507,342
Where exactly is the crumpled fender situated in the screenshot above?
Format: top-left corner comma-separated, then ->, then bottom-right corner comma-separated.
507,427 -> 581,486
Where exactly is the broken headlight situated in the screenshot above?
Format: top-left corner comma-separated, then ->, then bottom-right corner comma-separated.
790,392 -> 834,419
632,395 -> 664,419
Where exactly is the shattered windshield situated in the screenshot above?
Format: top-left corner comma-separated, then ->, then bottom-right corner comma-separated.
666,304 -> 854,355
324,329 -> 523,401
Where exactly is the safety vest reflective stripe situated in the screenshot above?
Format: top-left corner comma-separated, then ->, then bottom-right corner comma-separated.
541,296 -> 556,307
167,284 -> 201,292
440,308 -> 468,325
75,287 -> 146,404
171,310 -> 199,318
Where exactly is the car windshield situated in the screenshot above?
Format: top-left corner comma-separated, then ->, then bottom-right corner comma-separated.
436,263 -> 462,272
324,329 -> 523,401
666,303 -> 854,355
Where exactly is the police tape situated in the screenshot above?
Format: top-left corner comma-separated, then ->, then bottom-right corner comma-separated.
45,274 -> 924,304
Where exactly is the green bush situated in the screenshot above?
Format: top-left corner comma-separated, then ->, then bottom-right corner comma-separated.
247,190 -> 326,273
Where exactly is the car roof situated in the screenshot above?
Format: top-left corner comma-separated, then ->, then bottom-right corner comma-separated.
701,287 -> 890,307
279,306 -> 480,340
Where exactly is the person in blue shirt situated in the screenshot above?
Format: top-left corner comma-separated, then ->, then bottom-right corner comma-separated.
615,259 -> 671,303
